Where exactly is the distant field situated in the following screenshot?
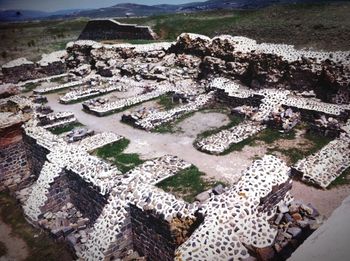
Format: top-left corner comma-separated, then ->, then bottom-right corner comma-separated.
0,2 -> 349,65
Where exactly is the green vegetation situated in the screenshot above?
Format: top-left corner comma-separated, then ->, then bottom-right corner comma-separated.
117,2 -> 350,50
267,130 -> 333,164
49,122 -> 84,135
49,76 -> 67,84
95,139 -> 144,173
157,94 -> 177,110
22,82 -> 40,93
156,165 -> 226,202
1,2 -> 348,65
0,192 -> 73,261
329,167 -> 350,188
258,128 -> 296,144
0,241 -> 7,257
207,127 -> 296,155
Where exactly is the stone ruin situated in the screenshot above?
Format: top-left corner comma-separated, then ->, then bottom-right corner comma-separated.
78,19 -> 158,41
1,32 -> 350,260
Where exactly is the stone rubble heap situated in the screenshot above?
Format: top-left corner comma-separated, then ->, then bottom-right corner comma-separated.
38,203 -> 90,239
172,33 -> 349,100
267,107 -> 301,132
65,128 -> 94,143
128,93 -> 213,131
175,155 -> 293,260
268,200 -> 324,260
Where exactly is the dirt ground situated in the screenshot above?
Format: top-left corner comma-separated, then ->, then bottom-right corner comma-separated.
0,218 -> 28,261
43,92 -> 350,218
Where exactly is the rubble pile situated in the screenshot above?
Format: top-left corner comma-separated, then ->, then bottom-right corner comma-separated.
267,107 -> 301,132
171,33 -> 349,101
269,201 -> 324,260
126,93 -> 213,131
66,127 -> 94,143
311,115 -> 342,137
39,203 -> 90,240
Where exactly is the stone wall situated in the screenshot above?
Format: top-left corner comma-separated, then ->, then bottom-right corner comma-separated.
130,205 -> 177,261
40,170 -> 70,216
78,19 -> 157,41
258,178 -> 293,213
0,123 -> 30,191
65,169 -> 108,224
23,134 -> 50,180
39,169 -> 108,225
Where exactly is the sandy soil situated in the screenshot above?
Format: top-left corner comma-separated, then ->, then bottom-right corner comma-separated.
44,93 -> 350,216
291,181 -> 350,218
0,218 -> 28,261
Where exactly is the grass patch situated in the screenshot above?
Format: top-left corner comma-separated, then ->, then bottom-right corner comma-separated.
49,122 -> 84,135
0,192 -> 73,261
49,76 -> 67,84
329,167 -> 350,188
258,128 -> 296,144
95,139 -> 144,173
0,241 -> 7,257
267,130 -> 333,164
22,82 -> 40,93
223,128 -> 296,154
1,3 -> 349,65
157,94 -> 177,110
156,165 -> 225,202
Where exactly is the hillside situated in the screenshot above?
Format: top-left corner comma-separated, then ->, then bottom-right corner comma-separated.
0,0 -> 337,21
0,2 -> 349,65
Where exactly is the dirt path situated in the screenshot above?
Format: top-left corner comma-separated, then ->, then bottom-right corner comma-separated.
45,93 -> 350,217
0,218 -> 29,261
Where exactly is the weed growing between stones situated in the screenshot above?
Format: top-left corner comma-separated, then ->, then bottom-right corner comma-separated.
95,138 -> 144,173
156,165 -> 226,202
267,131 -> 333,164
49,122 -> 84,135
22,82 -> 40,93
157,94 -> 178,110
328,167 -> 350,188
0,192 -> 73,261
